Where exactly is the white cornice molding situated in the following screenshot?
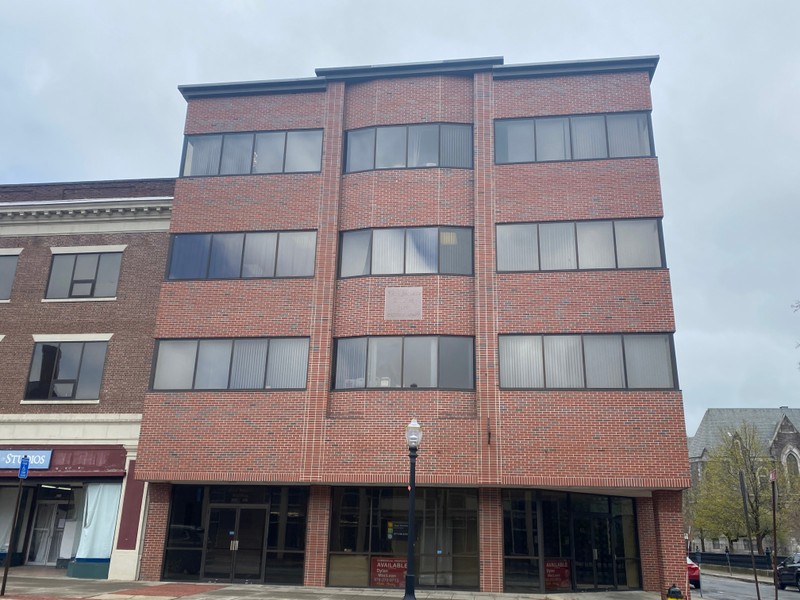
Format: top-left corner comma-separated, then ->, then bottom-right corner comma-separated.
0,413 -> 141,446
0,197 -> 172,236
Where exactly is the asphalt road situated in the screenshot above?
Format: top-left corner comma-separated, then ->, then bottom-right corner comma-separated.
698,573 -> 798,600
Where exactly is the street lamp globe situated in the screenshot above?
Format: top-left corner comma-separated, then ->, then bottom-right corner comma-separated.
406,418 -> 422,448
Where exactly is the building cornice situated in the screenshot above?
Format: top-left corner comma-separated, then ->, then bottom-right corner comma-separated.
178,55 -> 659,101
493,55 -> 660,81
0,196 -> 172,236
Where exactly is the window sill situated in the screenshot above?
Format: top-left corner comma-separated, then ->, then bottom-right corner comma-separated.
41,297 -> 117,303
21,399 -> 101,405
0,299 -> 9,304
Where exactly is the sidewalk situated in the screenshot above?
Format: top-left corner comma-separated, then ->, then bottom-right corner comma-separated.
0,567 -> 660,600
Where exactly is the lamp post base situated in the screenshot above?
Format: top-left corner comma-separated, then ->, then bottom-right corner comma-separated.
402,574 -> 416,600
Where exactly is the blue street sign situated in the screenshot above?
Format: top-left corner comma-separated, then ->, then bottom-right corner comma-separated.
18,456 -> 29,479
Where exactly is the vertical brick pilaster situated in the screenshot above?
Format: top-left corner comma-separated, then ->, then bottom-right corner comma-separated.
303,81 -> 345,480
652,490 -> 689,599
636,496 -> 660,592
138,483 -> 171,581
304,485 -> 332,586
479,487 -> 503,592
473,70 -> 501,486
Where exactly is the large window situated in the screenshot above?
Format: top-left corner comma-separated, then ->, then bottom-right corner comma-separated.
345,124 -> 472,172
46,250 -> 123,299
152,337 -> 309,390
496,219 -> 663,272
182,130 -> 323,176
329,487 -> 479,589
339,227 -> 472,277
498,333 -> 675,389
0,252 -> 21,301
168,231 -> 316,280
25,339 -> 109,400
333,336 -> 474,390
495,112 -> 652,164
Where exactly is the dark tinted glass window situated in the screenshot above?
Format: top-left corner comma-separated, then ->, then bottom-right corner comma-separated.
285,130 -> 324,172
183,135 -> 222,176
497,219 -> 663,272
220,133 -> 254,175
0,255 -> 19,300
607,113 -> 651,158
375,127 -> 407,169
26,341 -> 108,400
334,338 -> 367,389
333,336 -> 474,390
495,112 -> 651,163
499,333 -> 675,389
344,124 -> 472,172
253,132 -> 286,174
439,337 -> 474,389
168,231 -> 315,280
182,130 -> 322,176
345,128 -> 375,173
46,252 -> 122,299
153,338 -> 309,391
339,227 -> 472,277
496,224 -> 538,271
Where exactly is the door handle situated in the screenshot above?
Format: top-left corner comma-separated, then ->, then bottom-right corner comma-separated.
593,548 -> 598,561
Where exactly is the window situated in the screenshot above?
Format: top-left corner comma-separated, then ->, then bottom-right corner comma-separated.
344,123 -> 472,172
152,337 -> 309,390
498,333 -> 675,389
339,227 -> 472,277
181,130 -> 323,176
496,219 -> 663,272
46,247 -> 124,299
168,231 -> 316,280
25,338 -> 110,400
333,336 -> 474,390
0,249 -> 22,301
495,112 -> 652,164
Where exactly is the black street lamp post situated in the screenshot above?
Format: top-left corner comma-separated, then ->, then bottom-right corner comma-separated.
403,418 -> 422,600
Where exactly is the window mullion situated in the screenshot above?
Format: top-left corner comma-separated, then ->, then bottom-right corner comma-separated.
611,221 -> 620,268
72,342 -> 86,399
620,334 -> 630,389
399,337 -> 405,387
281,132 -> 289,173
191,341 -> 201,391
273,233 -> 282,279
262,339 -> 270,388
373,127 -> 380,170
540,335 -> 547,389
216,135 -> 225,175
572,223 -> 580,270
237,234 -> 247,278
603,115 -> 611,159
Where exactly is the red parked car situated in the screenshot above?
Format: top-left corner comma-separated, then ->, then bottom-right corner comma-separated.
687,556 -> 701,589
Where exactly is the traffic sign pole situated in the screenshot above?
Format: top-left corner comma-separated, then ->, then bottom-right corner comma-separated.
1,456 -> 29,596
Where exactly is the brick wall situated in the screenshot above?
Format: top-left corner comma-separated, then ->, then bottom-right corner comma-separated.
136,61 -> 690,592
0,230 -> 169,415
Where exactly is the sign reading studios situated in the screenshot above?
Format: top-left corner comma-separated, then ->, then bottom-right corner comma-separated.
0,450 -> 52,469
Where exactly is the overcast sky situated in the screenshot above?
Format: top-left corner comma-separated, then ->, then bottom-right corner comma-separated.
2,1 -> 798,435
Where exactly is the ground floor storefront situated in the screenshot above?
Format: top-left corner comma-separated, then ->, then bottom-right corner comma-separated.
152,484 -> 673,594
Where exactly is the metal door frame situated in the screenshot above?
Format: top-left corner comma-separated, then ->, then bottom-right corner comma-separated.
200,503 -> 270,583
572,513 -> 616,591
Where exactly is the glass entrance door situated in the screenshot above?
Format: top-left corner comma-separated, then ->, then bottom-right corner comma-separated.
574,516 -> 614,590
26,501 -> 69,566
202,507 -> 267,582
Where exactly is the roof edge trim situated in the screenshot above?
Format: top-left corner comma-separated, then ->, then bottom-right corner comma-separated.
315,56 -> 504,80
180,77 -> 327,100
493,55 -> 660,81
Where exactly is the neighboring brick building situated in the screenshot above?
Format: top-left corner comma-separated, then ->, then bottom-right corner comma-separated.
132,55 -> 690,595
0,179 -> 173,579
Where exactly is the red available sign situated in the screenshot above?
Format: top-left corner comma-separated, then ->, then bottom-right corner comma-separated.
544,558 -> 571,590
371,557 -> 407,588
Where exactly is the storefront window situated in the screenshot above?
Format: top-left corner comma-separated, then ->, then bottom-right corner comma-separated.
328,487 -> 478,590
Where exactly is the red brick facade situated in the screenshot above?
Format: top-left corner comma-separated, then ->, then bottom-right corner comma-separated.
134,57 -> 690,596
